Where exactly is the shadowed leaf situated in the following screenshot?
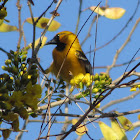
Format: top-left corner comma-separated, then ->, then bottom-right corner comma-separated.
117,115 -> 134,131
0,7 -> 7,20
89,6 -> 105,16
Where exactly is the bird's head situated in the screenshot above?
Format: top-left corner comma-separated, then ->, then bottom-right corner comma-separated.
45,31 -> 80,51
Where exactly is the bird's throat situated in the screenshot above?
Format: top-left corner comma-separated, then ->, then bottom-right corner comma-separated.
55,43 -> 66,51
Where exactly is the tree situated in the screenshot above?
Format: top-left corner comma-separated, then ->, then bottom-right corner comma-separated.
0,0 -> 140,139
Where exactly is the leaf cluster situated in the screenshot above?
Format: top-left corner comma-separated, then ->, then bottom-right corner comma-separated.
0,49 -> 42,136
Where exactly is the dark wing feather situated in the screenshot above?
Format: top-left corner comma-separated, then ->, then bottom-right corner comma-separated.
75,50 -> 93,74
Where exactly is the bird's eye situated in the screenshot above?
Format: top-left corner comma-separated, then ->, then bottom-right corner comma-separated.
54,34 -> 60,42
56,34 -> 60,38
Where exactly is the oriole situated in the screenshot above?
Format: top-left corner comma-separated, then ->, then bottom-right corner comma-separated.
45,31 -> 92,83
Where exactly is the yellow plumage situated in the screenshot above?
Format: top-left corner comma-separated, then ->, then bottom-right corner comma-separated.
45,31 -> 92,83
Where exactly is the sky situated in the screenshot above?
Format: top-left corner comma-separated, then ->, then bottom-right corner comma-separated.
0,0 -> 140,139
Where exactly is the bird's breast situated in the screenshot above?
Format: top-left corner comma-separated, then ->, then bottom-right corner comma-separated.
52,48 -> 86,82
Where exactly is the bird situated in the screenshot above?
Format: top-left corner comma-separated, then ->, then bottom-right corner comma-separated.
45,31 -> 93,83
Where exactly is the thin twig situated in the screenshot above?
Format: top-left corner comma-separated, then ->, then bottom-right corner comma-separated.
133,129 -> 140,140
0,128 -> 28,132
46,86 -> 53,140
81,16 -> 97,47
29,108 -> 140,121
93,11 -> 99,75
57,84 -> 69,140
27,1 -> 35,56
16,0 -> 22,50
100,90 -> 140,111
94,56 -> 140,69
22,20 -> 27,48
15,118 -> 29,140
75,0 -> 82,34
106,17 -> 140,74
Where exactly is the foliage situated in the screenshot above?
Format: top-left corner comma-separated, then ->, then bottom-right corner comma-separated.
70,73 -> 112,99
0,49 -> 42,136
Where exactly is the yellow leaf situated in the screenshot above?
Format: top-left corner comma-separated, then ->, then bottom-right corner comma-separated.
28,75 -> 32,79
26,36 -> 47,50
0,23 -> 18,32
89,6 -> 105,16
72,119 -> 88,136
117,114 -> 134,131
93,103 -> 101,112
95,103 -> 100,108
138,114 -> 140,120
99,121 -> 120,140
130,87 -> 137,91
82,73 -> 91,84
92,88 -> 99,93
111,119 -> 127,140
104,7 -> 126,19
26,17 -> 61,31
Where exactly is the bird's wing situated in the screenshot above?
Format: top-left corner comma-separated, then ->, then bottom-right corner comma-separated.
75,50 -> 93,74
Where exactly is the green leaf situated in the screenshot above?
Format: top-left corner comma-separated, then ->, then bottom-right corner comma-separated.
117,115 -> 134,131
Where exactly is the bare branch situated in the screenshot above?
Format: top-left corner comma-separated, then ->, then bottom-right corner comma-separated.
15,119 -> 29,140
106,17 -> 140,74
101,90 -> 140,111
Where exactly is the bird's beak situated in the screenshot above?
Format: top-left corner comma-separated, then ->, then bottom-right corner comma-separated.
45,38 -> 57,45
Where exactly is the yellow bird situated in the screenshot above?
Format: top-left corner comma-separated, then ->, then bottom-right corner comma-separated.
45,31 -> 92,83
